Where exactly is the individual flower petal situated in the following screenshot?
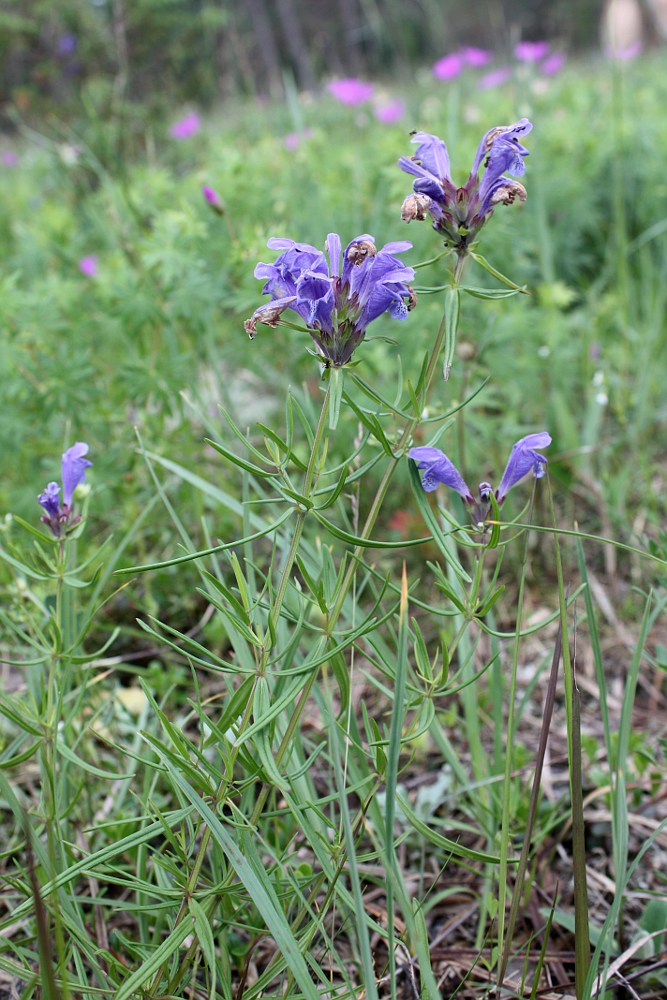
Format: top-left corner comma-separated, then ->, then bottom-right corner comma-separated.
408,446 -> 473,498
496,432 -> 551,502
408,131 -> 452,181
61,442 -> 92,506
327,78 -> 374,105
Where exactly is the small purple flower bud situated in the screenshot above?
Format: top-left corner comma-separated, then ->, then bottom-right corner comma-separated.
38,482 -> 60,518
202,185 -> 224,215
79,255 -> 98,277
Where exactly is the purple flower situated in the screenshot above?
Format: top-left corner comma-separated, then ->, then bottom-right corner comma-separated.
477,66 -> 511,90
169,112 -> 201,140
1,150 -> 19,167
375,99 -> 405,124
327,79 -> 374,106
409,432 -> 551,521
244,233 -> 416,367
283,129 -> 312,151
432,53 -> 464,80
57,33 -> 77,56
38,443 -> 92,537
78,255 -> 98,277
514,40 -> 550,62
398,118 -> 532,255
460,46 -> 493,67
202,184 -> 224,215
541,52 -> 566,76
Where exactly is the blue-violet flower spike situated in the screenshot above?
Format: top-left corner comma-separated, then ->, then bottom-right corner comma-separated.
399,118 -> 532,255
244,233 -> 416,367
38,442 -> 92,537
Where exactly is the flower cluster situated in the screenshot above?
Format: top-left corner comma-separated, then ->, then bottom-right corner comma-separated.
38,443 -> 92,538
245,234 -> 416,367
399,118 -> 532,255
409,432 -> 550,524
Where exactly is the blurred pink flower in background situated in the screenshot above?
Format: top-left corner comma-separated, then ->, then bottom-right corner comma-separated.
514,41 -> 550,62
607,41 -> 643,59
477,66 -> 511,89
169,112 -> 201,139
283,129 -> 313,151
460,46 -> 492,67
202,185 -> 224,214
432,53 -> 464,80
78,255 -> 98,277
327,78 -> 374,105
375,99 -> 405,124
1,150 -> 18,167
541,52 -> 567,75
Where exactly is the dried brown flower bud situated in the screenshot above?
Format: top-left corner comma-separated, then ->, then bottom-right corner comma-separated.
346,240 -> 377,266
401,193 -> 432,223
489,181 -> 527,207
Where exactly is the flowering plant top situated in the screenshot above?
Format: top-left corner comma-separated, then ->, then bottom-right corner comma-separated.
409,432 -> 550,524
244,233 -> 416,367
38,442 -> 92,538
399,118 -> 532,255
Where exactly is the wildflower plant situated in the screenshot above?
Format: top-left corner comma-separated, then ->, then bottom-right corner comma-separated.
9,94 -> 657,1000
102,113 -> 569,1000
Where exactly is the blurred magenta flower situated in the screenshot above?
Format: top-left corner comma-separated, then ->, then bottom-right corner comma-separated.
460,46 -> 492,67
327,78 -> 374,105
432,53 -> 464,80
541,52 -> 567,75
202,185 -> 224,214
477,67 -> 512,89
409,432 -> 551,521
283,129 -> 313,151
399,118 -> 532,256
607,41 -> 642,60
169,112 -> 201,139
78,255 -> 98,277
375,99 -> 405,124
514,40 -> 550,62
1,150 -> 18,167
38,442 -> 92,537
245,233 -> 416,367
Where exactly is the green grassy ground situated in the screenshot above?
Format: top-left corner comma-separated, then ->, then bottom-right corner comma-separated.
1,52 -> 666,998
